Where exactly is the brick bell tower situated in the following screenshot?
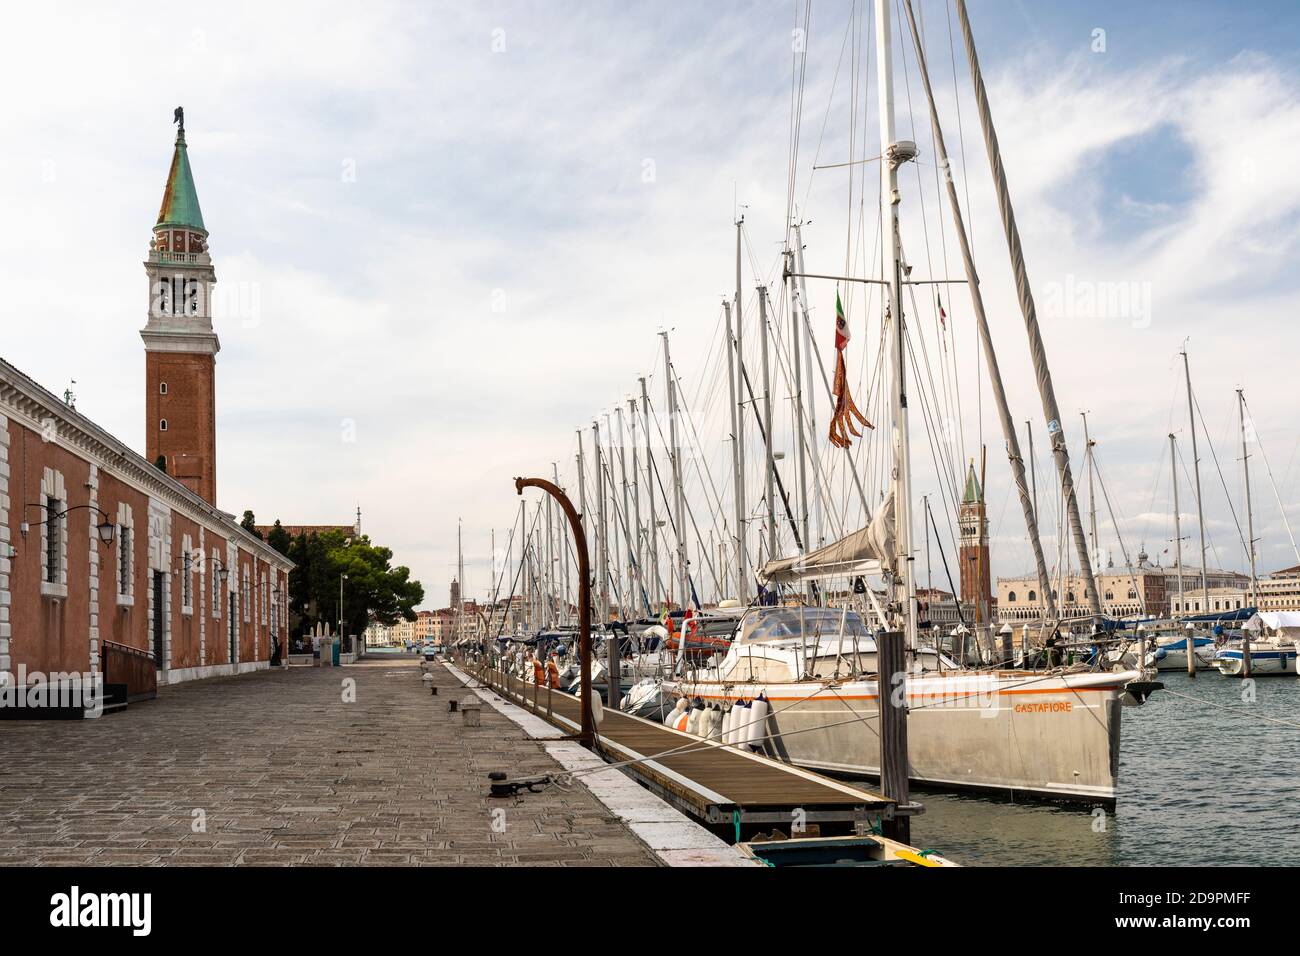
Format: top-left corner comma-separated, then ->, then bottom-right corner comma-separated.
142,107 -> 219,504
959,458 -> 991,624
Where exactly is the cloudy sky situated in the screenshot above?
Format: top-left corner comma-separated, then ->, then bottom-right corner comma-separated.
4,0 -> 1300,610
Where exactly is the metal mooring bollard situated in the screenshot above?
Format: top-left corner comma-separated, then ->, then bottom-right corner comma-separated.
461,698 -> 482,727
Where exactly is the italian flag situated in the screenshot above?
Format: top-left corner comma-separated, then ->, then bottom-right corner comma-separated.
834,290 -> 850,350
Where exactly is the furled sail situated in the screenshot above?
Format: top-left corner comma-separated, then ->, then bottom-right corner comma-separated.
760,492 -> 894,584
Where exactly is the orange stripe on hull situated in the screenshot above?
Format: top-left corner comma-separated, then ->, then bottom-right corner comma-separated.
677,684 -> 1123,703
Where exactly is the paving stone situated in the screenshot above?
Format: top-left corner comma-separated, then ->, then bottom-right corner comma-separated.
0,660 -> 657,867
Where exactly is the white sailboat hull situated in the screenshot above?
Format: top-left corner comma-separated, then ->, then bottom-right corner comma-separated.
1214,646 -> 1298,676
667,669 -> 1137,805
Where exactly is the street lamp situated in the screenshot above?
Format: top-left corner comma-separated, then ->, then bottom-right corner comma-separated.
339,573 -> 348,650
21,502 -> 116,544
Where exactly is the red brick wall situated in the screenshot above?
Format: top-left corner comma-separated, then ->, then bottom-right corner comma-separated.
7,419 -> 92,676
96,471 -> 150,657
169,511 -> 201,669
145,351 -> 216,505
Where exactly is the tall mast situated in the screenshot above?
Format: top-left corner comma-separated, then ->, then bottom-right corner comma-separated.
792,222 -> 821,548
1238,388 -> 1258,604
513,498 -> 523,632
639,376 -> 661,606
758,286 -> 778,567
576,428 -> 588,545
734,220 -> 751,601
901,0 -> 1058,626
785,249 -> 812,579
955,0 -> 1101,619
592,420 -> 609,628
544,471 -> 555,626
604,411 -> 624,619
1169,433 -> 1185,618
662,332 -> 689,619
1082,411 -> 1098,565
554,461 -> 570,626
876,0 -> 917,649
628,396 -> 644,613
456,518 -> 464,642
722,300 -> 744,601
1181,347 -> 1209,615
1026,421 -> 1038,523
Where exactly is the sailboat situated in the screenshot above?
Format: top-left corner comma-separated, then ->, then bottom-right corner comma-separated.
1215,612 -> 1299,676
665,0 -> 1152,806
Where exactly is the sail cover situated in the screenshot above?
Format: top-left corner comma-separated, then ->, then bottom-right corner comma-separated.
1244,611 -> 1300,634
760,493 -> 893,585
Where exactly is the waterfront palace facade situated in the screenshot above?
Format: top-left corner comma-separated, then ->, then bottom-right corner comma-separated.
0,113 -> 292,689
996,551 -> 1254,623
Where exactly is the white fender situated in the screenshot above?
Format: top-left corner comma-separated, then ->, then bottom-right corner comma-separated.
731,701 -> 752,747
746,696 -> 771,751
685,703 -> 701,736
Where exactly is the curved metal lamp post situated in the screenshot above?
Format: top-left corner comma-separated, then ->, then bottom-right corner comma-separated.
515,476 -> 594,746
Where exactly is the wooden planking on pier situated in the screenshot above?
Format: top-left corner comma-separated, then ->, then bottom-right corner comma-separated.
470,664 -> 894,828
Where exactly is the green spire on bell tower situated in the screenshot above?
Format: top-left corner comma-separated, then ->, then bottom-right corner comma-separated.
155,106 -> 206,233
962,459 -> 983,505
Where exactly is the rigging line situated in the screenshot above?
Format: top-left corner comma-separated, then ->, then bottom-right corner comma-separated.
1174,440 -> 1226,575
1241,392 -> 1300,566
1159,687 -> 1300,732
903,260 -> 962,505
944,0 -> 975,253
600,457 -> 655,615
903,325 -> 958,520
1091,449 -> 1148,616
493,504 -> 544,640
1191,389 -> 1250,559
801,5 -> 856,217
766,287 -> 848,544
802,306 -> 873,522
814,155 -> 883,170
785,0 -> 813,249
671,347 -> 735,548
734,318 -> 810,555
645,398 -> 729,600
1142,433 -> 1167,559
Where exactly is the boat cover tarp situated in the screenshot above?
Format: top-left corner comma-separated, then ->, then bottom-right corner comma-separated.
1181,606 -> 1257,624
1244,611 -> 1300,634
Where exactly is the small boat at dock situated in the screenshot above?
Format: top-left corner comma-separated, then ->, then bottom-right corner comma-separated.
1215,613 -> 1300,676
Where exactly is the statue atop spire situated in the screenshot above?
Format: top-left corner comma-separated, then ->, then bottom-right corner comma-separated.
173,105 -> 184,133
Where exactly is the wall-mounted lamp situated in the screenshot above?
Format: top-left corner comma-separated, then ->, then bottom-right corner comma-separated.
22,502 -> 116,544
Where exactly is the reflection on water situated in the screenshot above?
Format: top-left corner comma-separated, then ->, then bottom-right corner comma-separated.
884,673 -> 1300,866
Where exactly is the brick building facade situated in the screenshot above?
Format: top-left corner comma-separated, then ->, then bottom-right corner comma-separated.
1,361 -> 292,687
0,111 -> 293,693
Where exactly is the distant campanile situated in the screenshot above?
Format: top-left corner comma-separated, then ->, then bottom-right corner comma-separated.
141,107 -> 219,504
959,460 -> 992,622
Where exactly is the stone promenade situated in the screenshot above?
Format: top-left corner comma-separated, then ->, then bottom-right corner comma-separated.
0,658 -> 658,866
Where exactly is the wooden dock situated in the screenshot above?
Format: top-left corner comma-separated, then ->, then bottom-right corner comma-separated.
469,663 -> 898,837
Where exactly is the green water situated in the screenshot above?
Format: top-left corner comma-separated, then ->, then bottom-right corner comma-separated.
899,673 -> 1300,866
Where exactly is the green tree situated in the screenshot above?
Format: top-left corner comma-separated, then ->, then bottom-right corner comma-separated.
266,520 -> 292,557
240,510 -> 263,539
286,529 -> 422,640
